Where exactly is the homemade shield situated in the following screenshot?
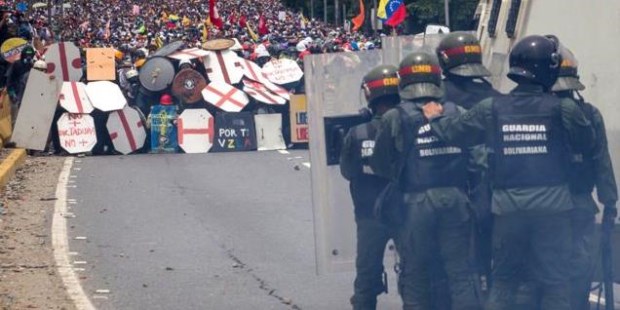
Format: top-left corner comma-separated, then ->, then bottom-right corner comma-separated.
262,58 -> 304,85
255,114 -> 286,151
289,94 -> 309,144
86,81 -> 127,112
151,41 -> 184,58
11,70 -> 62,150
59,82 -> 94,114
45,42 -> 83,82
177,109 -> 214,154
0,38 -> 27,63
57,113 -> 97,154
202,81 -> 249,112
86,48 -> 116,81
168,48 -> 210,61
139,57 -> 176,92
150,104 -> 178,153
242,79 -> 286,105
172,68 -> 207,104
203,50 -> 244,84
211,112 -> 257,152
107,106 -> 147,155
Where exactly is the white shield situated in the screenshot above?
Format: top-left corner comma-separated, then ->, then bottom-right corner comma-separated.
177,109 -> 214,154
168,48 -> 210,61
202,81 -> 249,112
262,79 -> 290,101
57,113 -> 97,154
86,81 -> 127,112
11,70 -> 62,150
203,50 -> 243,84
107,106 -> 147,155
44,42 -> 83,82
240,58 -> 267,83
262,58 -> 304,85
242,79 -> 286,105
59,82 -> 94,114
254,114 -> 286,151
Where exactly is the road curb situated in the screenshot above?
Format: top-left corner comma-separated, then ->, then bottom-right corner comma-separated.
0,148 -> 26,189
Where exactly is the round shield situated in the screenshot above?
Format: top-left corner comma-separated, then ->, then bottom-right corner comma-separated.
139,57 -> 175,92
57,113 -> 97,154
202,39 -> 235,51
262,58 -> 304,85
151,41 -> 185,57
1,38 -> 27,63
172,68 -> 207,104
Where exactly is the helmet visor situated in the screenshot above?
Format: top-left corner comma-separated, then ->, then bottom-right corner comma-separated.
552,76 -> 585,92
399,83 -> 444,100
449,63 -> 491,77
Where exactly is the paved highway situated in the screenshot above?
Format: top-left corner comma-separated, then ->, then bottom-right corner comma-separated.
63,150 -> 402,310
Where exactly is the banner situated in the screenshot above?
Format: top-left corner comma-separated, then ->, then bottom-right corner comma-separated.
289,95 -> 308,143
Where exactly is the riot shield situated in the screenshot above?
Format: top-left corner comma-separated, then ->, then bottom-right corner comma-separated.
381,33 -> 468,66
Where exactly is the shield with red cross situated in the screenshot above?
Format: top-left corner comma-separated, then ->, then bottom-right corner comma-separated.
177,109 -> 214,154
240,58 -> 267,83
45,42 -> 83,82
242,79 -> 286,105
203,50 -> 243,84
106,106 -> 147,155
261,79 -> 290,101
202,81 -> 249,112
57,113 -> 97,154
85,81 -> 127,112
59,82 -> 95,114
168,48 -> 210,61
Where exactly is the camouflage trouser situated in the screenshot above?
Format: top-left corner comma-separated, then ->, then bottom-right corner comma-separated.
351,218 -> 395,310
487,211 -> 572,310
398,196 -> 481,310
570,209 -> 596,310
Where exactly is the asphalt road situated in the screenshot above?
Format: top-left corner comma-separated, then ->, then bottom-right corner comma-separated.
66,150 -> 402,310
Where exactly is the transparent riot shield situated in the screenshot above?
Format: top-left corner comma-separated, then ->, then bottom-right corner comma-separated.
381,33 -> 450,66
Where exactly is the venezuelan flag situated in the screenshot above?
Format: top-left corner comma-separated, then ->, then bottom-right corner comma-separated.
377,0 -> 389,19
379,0 -> 407,27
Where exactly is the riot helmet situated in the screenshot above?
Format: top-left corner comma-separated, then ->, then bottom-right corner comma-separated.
551,45 -> 585,92
436,32 -> 490,77
398,52 -> 444,100
361,65 -> 400,106
507,35 -> 562,90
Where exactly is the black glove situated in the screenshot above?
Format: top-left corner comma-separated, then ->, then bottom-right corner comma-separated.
602,204 -> 617,232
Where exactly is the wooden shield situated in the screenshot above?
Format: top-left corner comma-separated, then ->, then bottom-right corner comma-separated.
242,79 -> 286,105
202,39 -> 235,51
107,106 -> 147,155
203,50 -> 243,84
202,81 -> 249,112
57,113 -> 97,154
177,109 -> 214,154
168,48 -> 210,61
86,81 -> 127,112
45,42 -> 83,82
59,82 -> 95,114
172,69 -> 207,104
262,58 -> 304,85
211,112 -> 257,152
255,114 -> 286,151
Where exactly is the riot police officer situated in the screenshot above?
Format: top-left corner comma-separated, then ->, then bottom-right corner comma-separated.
437,32 -> 501,293
340,65 -> 400,310
371,52 -> 481,310
422,35 -> 595,309
551,44 -> 618,310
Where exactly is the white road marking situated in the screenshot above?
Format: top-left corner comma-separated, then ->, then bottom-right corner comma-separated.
95,289 -> 110,294
92,295 -> 109,300
73,261 -> 88,265
68,252 -> 79,256
277,150 -> 290,155
74,236 -> 87,240
52,157 -> 95,310
302,162 -> 311,168
73,268 -> 86,272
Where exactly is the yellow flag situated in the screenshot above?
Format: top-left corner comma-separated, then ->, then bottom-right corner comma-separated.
202,23 -> 209,43
246,22 -> 259,42
155,36 -> 164,49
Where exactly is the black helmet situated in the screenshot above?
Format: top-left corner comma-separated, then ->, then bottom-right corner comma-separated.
507,35 -> 562,89
361,65 -> 400,105
551,45 -> 585,92
398,52 -> 444,100
436,32 -> 490,77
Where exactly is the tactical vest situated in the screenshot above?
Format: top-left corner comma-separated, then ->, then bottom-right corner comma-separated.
444,77 -> 500,110
492,94 -> 569,189
569,101 -> 596,194
349,121 -> 379,177
402,102 -> 468,192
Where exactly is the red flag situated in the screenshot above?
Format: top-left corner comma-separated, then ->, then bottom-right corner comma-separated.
258,14 -> 269,36
239,15 -> 247,28
209,0 -> 223,29
229,11 -> 237,25
352,0 -> 365,31
385,2 -> 406,27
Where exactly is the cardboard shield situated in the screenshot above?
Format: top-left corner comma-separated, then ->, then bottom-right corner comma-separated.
202,81 -> 249,112
289,95 -> 309,143
12,70 -> 62,150
211,112 -> 257,152
86,81 -> 127,112
151,41 -> 185,57
262,80 -> 291,101
57,113 -> 97,154
107,105 -> 147,155
254,114 -> 286,151
168,48 -> 210,61
203,50 -> 243,84
172,69 -> 207,104
262,58 -> 303,85
150,105 -> 178,153
45,42 -> 83,82
240,58 -> 267,82
86,48 -> 116,81
0,38 -> 28,63
177,109 -> 214,154
242,79 -> 286,105
59,82 -> 95,114
139,57 -> 176,92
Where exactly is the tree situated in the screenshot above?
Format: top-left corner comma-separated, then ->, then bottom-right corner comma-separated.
406,0 -> 480,33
